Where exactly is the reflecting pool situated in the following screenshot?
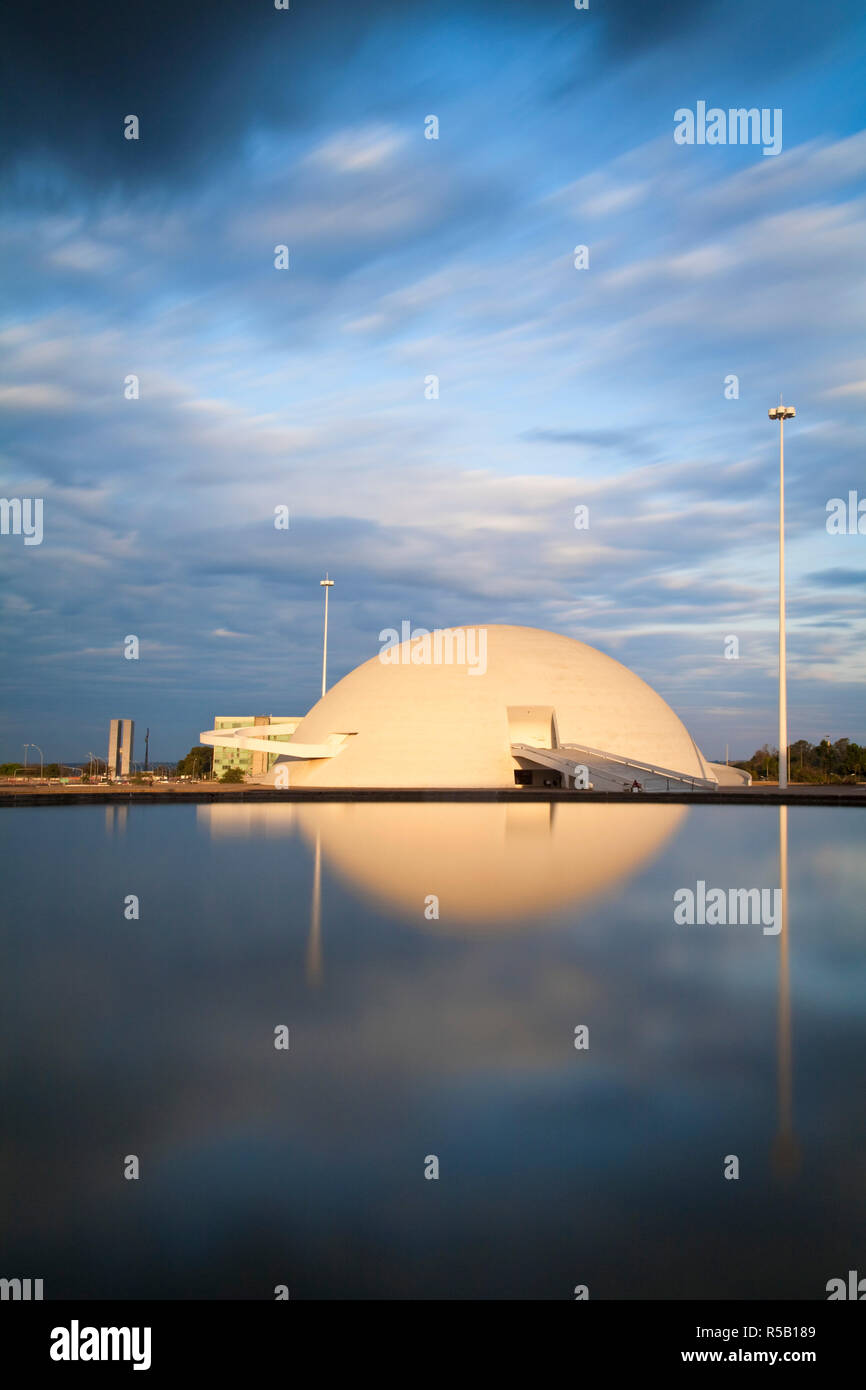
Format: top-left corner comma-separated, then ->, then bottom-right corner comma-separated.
1,802 -> 864,1299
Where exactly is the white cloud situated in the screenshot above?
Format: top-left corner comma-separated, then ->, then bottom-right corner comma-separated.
0,383 -> 77,409
308,126 -> 407,173
825,379 -> 866,399
49,239 -> 122,273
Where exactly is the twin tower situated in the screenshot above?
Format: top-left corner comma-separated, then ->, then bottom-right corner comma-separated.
107,718 -> 135,778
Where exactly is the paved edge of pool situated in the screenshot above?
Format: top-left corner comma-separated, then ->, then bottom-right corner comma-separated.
2,787 -> 865,807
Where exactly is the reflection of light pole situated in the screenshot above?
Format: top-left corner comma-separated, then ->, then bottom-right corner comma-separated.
772,804 -> 800,1177
320,574 -> 334,699
307,829 -> 323,988
769,403 -> 795,789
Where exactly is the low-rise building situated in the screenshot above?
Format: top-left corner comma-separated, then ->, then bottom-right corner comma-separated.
211,716 -> 303,779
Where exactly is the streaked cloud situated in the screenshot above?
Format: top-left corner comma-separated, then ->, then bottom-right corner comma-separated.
1,1 -> 864,760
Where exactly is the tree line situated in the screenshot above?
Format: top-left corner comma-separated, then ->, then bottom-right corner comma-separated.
735,737 -> 865,783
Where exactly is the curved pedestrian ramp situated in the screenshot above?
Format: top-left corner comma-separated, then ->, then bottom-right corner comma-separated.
511,741 -> 719,792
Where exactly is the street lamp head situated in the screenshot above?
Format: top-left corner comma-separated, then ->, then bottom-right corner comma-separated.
320,576 -> 334,587
768,406 -> 796,420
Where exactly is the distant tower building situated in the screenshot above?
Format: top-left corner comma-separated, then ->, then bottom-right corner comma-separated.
108,719 -> 135,778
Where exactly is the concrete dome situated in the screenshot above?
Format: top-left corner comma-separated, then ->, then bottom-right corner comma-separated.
274,624 -> 714,789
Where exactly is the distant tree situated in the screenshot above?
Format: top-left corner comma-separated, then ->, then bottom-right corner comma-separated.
220,766 -> 245,784
789,740 -> 812,779
176,745 -> 214,778
846,742 -> 864,778
817,738 -> 833,779
747,744 -> 778,780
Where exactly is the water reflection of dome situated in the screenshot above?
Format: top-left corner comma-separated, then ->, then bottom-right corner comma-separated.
294,801 -> 686,930
198,800 -> 686,930
214,625 -> 716,789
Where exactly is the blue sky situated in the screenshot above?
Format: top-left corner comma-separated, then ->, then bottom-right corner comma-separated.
1,0 -> 865,762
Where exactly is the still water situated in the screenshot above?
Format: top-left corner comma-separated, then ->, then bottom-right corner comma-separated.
2,801 -> 864,1300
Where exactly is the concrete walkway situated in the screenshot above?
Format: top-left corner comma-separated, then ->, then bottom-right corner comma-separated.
2,783 -> 865,807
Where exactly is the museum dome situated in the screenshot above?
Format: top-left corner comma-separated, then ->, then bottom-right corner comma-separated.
273,624 -> 715,789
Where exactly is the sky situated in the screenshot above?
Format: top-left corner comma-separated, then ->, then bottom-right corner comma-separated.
1,0 -> 865,764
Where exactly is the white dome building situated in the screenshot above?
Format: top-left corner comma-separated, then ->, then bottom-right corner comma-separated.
202,625 -> 741,791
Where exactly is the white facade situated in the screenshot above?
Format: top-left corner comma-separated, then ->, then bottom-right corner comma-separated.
202,625 -> 720,790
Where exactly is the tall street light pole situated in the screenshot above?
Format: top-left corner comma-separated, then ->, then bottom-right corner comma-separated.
28,743 -> 44,779
769,403 -> 795,790
320,574 -> 334,699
